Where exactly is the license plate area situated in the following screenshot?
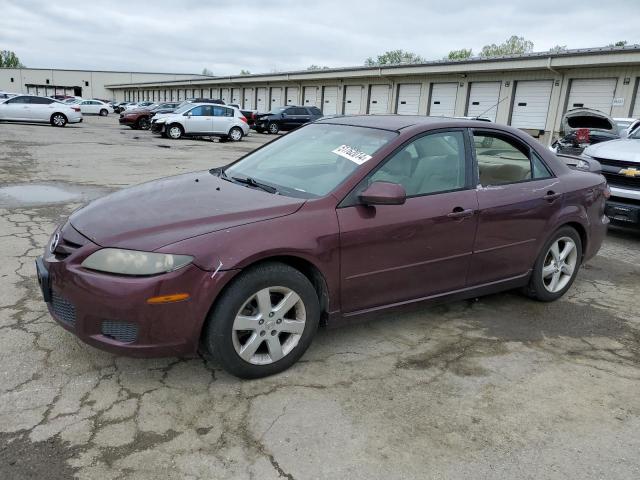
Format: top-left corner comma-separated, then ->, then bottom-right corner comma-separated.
35,257 -> 52,302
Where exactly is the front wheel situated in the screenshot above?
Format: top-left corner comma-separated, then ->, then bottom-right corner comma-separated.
524,226 -> 582,302
166,123 -> 183,139
203,262 -> 320,378
228,126 -> 243,142
137,117 -> 151,130
99,109 -> 108,116
50,113 -> 67,127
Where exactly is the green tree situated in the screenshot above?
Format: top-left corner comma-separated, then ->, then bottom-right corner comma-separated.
548,45 -> 567,53
446,48 -> 473,60
607,40 -> 628,47
480,36 -> 534,58
201,68 -> 213,75
365,49 -> 425,66
239,69 -> 251,75
0,50 -> 25,68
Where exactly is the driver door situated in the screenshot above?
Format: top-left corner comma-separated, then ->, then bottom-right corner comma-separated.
184,105 -> 214,134
337,130 -> 479,313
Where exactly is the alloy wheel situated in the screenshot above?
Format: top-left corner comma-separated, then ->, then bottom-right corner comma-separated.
52,114 -> 66,127
542,236 -> 578,293
168,125 -> 182,139
268,123 -> 279,134
232,286 -> 306,365
229,127 -> 242,141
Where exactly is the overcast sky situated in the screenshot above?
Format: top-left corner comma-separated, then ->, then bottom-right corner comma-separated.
2,0 -> 639,75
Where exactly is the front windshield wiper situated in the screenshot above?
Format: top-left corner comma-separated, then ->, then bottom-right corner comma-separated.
231,175 -> 278,194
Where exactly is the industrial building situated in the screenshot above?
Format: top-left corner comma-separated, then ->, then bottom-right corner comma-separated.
0,68 -> 207,100
105,46 -> 640,143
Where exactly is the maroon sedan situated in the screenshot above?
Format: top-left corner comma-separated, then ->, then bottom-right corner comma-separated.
36,116 -> 609,378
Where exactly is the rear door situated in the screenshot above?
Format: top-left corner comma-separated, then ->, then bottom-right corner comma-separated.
468,129 -> 561,286
28,97 -> 57,121
338,130 -> 478,313
184,105 -> 214,133
212,105 -> 235,134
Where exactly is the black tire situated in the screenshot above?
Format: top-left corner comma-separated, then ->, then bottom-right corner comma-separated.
99,109 -> 108,116
166,123 -> 183,139
228,126 -> 243,142
137,116 -> 151,130
50,113 -> 67,127
524,226 -> 582,302
268,122 -> 279,134
203,262 -> 320,379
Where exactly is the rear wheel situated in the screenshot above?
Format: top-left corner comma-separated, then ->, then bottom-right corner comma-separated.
203,262 -> 320,378
228,126 -> 243,142
268,122 -> 279,134
524,226 -> 582,302
99,109 -> 108,116
166,123 -> 183,139
50,113 -> 67,127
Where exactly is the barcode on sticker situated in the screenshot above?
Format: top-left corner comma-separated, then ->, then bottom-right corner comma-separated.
331,145 -> 372,165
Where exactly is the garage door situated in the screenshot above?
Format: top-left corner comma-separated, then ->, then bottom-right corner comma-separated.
633,81 -> 640,117
256,87 -> 267,111
467,82 -> 501,121
368,85 -> 390,114
243,88 -> 254,109
231,88 -> 241,104
270,87 -> 283,107
567,78 -> 617,114
303,87 -> 317,107
322,86 -> 338,115
221,88 -> 230,103
286,87 -> 299,105
396,84 -> 421,115
210,88 -> 220,99
343,86 -> 362,114
429,83 -> 458,117
510,80 -> 553,129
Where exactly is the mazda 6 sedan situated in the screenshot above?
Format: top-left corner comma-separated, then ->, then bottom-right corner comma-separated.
37,116 -> 609,378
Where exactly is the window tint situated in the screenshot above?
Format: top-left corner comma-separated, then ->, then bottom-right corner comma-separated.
213,106 -> 233,117
190,105 -> 213,116
309,107 -> 322,115
370,131 -> 467,196
474,133 -> 532,185
6,96 -> 29,104
532,152 -> 552,179
292,107 -> 307,115
30,97 -> 54,104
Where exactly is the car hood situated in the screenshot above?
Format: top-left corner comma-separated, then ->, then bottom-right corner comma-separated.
584,139 -> 640,163
70,171 -> 305,251
561,108 -> 617,135
125,107 -> 151,114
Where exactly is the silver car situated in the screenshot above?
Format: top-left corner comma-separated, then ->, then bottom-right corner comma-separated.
0,95 -> 83,126
151,103 -> 250,141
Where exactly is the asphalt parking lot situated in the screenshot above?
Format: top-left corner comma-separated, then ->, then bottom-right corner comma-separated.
1,115 -> 639,480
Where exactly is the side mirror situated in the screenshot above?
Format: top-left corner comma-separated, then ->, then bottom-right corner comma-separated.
184,111 -> 192,117
359,181 -> 406,206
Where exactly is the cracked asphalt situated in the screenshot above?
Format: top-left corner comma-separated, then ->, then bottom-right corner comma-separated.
1,116 -> 639,480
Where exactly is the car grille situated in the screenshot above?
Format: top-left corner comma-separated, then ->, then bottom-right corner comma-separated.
101,321 -> 139,343
52,223 -> 88,260
593,157 -> 635,169
52,291 -> 76,327
602,172 -> 640,189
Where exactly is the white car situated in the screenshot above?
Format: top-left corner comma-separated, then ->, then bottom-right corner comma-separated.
0,95 -> 82,126
124,101 -> 154,111
71,99 -> 114,116
150,103 -> 250,141
613,117 -> 640,138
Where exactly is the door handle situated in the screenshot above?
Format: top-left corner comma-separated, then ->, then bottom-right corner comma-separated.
447,207 -> 474,219
543,191 -> 561,202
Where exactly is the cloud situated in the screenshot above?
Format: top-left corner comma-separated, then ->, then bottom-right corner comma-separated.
1,0 -> 639,74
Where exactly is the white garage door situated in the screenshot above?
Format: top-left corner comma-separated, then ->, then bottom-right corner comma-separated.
210,88 -> 220,100
467,82 -> 501,121
231,88 -> 241,104
368,84 -> 390,114
429,83 -> 458,117
256,87 -> 267,111
322,86 -> 338,115
567,78 -> 617,114
270,87 -> 283,107
303,87 -> 317,107
344,85 -> 362,114
396,84 -> 421,115
286,87 -> 299,105
633,82 -> 640,117
510,80 -> 553,130
243,88 -> 254,109
221,88 -> 230,103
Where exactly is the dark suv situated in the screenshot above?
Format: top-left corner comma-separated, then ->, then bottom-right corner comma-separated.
253,106 -> 323,134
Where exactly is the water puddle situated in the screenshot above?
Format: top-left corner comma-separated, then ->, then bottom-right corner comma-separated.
0,183 -> 110,208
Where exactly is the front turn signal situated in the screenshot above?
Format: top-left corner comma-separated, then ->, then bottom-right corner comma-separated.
146,293 -> 190,304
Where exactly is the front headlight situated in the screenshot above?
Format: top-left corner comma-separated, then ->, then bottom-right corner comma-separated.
575,159 -> 590,171
155,118 -> 166,123
81,248 -> 193,276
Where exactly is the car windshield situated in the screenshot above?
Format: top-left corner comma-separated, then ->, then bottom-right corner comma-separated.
224,123 -> 397,198
629,128 -> 640,140
173,104 -> 193,114
615,120 -> 633,134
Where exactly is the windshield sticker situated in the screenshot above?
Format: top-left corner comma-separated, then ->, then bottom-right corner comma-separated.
332,145 -> 372,165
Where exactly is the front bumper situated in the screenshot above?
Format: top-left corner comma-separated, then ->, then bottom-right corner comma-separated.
119,116 -> 137,126
37,226 -> 238,357
150,121 -> 165,133
606,197 -> 640,227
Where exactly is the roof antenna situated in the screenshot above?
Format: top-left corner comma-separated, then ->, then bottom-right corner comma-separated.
475,95 -> 509,120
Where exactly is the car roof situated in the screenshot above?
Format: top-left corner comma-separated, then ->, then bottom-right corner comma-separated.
315,114 -> 499,131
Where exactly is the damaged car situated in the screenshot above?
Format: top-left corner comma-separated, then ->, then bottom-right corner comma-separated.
551,108 -> 620,156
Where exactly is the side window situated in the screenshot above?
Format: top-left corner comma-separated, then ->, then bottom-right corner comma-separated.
224,107 -> 234,117
213,106 -> 225,117
190,106 -> 214,116
189,106 -> 205,116
293,107 -> 307,115
473,132 -> 532,185
532,152 -> 552,179
30,97 -> 53,104
369,131 -> 468,196
309,107 -> 322,115
7,96 -> 29,104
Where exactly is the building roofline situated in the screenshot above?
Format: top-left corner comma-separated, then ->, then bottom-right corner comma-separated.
0,67 -> 212,77
105,45 -> 640,88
